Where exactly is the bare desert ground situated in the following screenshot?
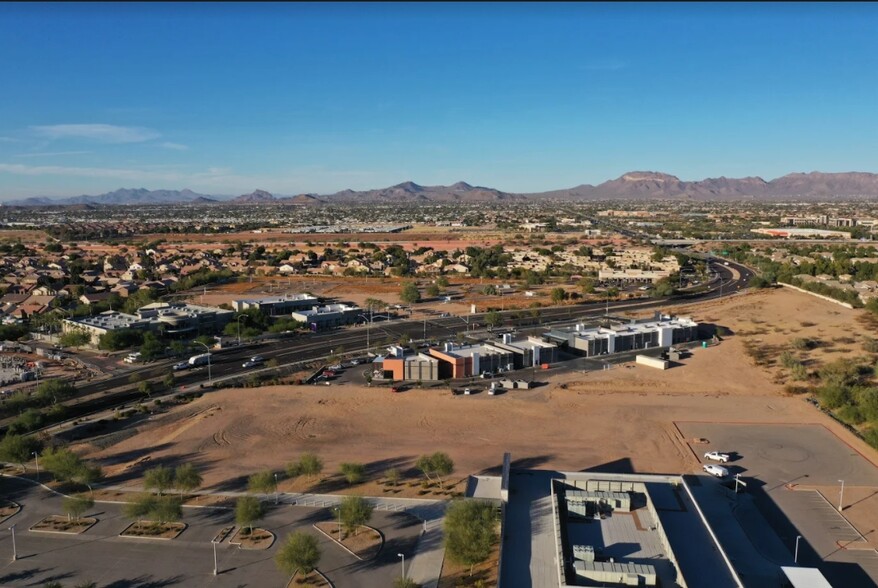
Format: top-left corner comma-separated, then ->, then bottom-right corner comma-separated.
74,287 -> 878,538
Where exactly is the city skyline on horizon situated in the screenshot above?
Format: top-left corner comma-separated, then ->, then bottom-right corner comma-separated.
2,2 -> 877,198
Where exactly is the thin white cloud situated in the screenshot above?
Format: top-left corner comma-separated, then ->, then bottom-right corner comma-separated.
14,151 -> 91,158
160,142 -> 189,151
30,124 -> 161,143
0,163 -> 181,181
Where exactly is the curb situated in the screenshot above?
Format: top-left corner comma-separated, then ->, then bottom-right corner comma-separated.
29,515 -> 97,535
118,520 -> 187,541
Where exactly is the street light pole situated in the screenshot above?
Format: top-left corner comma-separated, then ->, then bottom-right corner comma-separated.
274,473 -> 279,505
212,538 -> 218,575
398,552 -> 405,580
195,341 -> 212,385
336,506 -> 342,539
32,452 -> 39,480
838,479 -> 845,512
9,524 -> 16,562
236,315 -> 245,345
794,535 -> 802,564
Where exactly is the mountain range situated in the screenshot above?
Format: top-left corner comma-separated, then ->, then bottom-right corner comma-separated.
5,171 -> 878,206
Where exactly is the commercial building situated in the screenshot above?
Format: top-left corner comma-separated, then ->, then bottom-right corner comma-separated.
62,302 -> 234,345
485,456 -> 744,588
231,293 -> 319,315
492,335 -> 559,368
428,342 -> 515,379
751,227 -> 850,239
544,314 -> 698,357
291,303 -> 361,330
62,311 -> 151,346
378,347 -> 441,382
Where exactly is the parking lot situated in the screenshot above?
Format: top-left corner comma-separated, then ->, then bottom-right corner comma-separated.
0,476 -> 424,588
679,422 -> 878,587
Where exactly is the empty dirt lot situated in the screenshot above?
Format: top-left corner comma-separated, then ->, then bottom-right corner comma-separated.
75,288 -> 878,532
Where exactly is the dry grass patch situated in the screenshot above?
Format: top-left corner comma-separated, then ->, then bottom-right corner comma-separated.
120,520 -> 186,539
287,570 -> 331,588
0,500 -> 21,523
229,527 -> 275,550
315,522 -> 383,559
438,542 -> 499,588
31,515 -> 96,534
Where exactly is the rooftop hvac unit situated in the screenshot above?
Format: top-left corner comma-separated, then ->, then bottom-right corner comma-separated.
502,333 -> 513,344
444,342 -> 454,353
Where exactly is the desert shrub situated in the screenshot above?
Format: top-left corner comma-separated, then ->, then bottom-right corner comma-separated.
790,363 -> 809,381
837,404 -> 865,426
865,338 -> 878,354
817,384 -> 851,410
780,351 -> 799,369
863,426 -> 878,450
791,337 -> 815,351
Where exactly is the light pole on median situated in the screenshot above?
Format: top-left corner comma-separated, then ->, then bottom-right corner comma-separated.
794,534 -> 802,564
9,524 -> 16,562
335,506 -> 342,539
398,552 -> 405,580
838,479 -> 845,512
236,315 -> 246,346
195,341 -> 212,385
212,538 -> 218,575
32,452 -> 39,480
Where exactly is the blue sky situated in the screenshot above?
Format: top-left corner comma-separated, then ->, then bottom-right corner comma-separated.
1,2 -> 877,198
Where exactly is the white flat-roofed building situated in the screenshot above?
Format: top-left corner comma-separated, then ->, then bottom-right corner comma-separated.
291,303 -> 361,330
231,293 -> 319,314
545,313 -> 698,357
62,311 -> 151,345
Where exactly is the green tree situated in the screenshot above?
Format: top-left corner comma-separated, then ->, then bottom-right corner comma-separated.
338,495 -> 374,536
550,287 -> 567,304
139,331 -> 165,361
400,282 -> 421,304
236,495 -> 264,533
275,531 -> 321,576
162,372 -> 176,389
62,493 -> 94,522
124,494 -> 182,524
426,284 -> 441,297
339,462 -> 366,485
430,452 -> 454,489
248,470 -> 276,495
144,465 -> 175,496
174,463 -> 203,497
384,467 -> 400,487
578,277 -> 595,294
298,453 -> 324,480
444,500 -> 498,576
0,434 -> 41,470
484,310 -> 502,329
651,278 -> 676,298
867,297 -> 878,317
285,460 -> 303,480
59,330 -> 90,347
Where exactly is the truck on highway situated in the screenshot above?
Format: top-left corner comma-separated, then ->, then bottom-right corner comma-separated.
188,353 -> 212,367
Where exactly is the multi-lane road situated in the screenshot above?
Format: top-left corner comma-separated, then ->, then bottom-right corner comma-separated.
5,258 -> 753,432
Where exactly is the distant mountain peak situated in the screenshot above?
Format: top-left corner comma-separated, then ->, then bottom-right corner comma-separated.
391,181 -> 423,191
450,181 -> 473,190
232,189 -> 275,203
620,171 -> 681,183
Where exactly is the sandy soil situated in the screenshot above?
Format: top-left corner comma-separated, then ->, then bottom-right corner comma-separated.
76,287 -> 878,540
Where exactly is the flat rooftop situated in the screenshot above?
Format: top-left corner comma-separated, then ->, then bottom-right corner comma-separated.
65,311 -> 147,330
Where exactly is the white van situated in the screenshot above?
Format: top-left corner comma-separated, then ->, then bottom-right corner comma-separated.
123,352 -> 142,364
703,463 -> 729,478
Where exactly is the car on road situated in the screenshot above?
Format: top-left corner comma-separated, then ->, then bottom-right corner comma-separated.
242,357 -> 265,368
703,463 -> 729,478
327,364 -> 343,370
704,451 -> 730,463
250,355 -> 265,363
172,361 -> 190,371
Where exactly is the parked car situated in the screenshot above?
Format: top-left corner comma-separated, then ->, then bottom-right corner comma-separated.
172,361 -> 190,371
704,451 -> 730,463
328,364 -> 343,370
703,464 -> 729,478
464,388 -> 472,395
